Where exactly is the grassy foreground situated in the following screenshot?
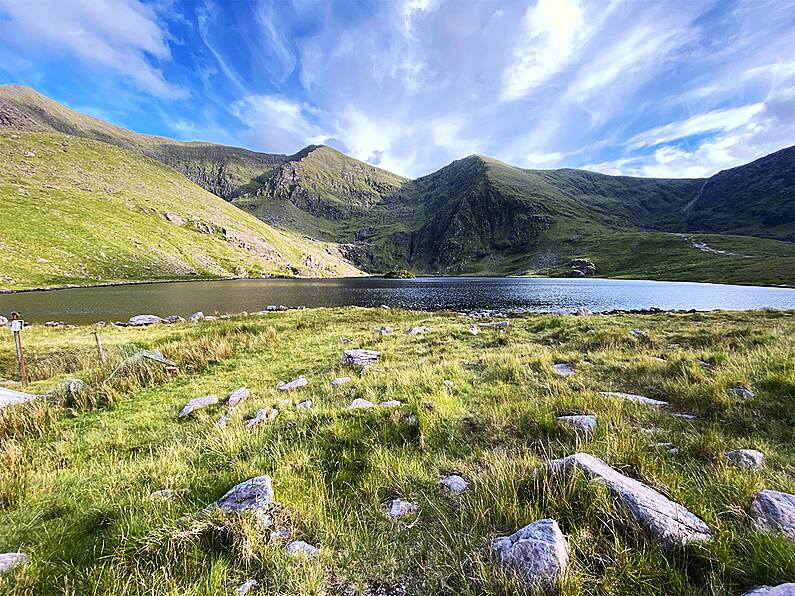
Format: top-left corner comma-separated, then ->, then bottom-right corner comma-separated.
0,308 -> 793,595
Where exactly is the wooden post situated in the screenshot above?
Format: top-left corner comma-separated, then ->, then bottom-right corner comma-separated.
93,331 -> 106,364
11,312 -> 27,386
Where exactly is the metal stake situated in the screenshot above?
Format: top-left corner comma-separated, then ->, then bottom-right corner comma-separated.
11,312 -> 27,386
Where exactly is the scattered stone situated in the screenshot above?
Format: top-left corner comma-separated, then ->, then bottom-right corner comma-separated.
384,498 -> 418,519
478,321 -> 509,328
726,449 -> 765,471
467,324 -> 479,335
443,379 -> 455,387
347,398 -> 375,409
599,391 -> 668,407
0,316 -> 8,326
227,387 -> 250,406
245,408 -> 279,428
23,150 -> 35,157
278,376 -> 308,391
340,337 -> 353,344
178,395 -> 219,417
379,400 -> 402,408
696,359 -> 713,369
671,412 -> 697,420
215,415 -> 231,427
557,415 -> 597,436
162,315 -> 185,324
743,584 -> 795,596
189,311 -> 205,322
342,349 -> 380,368
296,400 -> 313,410
0,552 -> 29,574
729,387 -> 755,399
750,489 -> 795,542
630,329 -> 647,338
548,453 -> 712,546
286,540 -> 319,557
65,378 -> 85,398
650,442 -> 679,454
235,579 -> 258,595
270,526 -> 292,541
375,326 -> 394,334
440,474 -> 469,494
381,305 -> 390,310
149,488 -> 188,500
492,519 -> 569,588
405,326 -> 431,335
128,314 -> 163,326
331,376 -> 352,387
204,315 -> 218,321
573,307 -> 593,316
640,426 -> 664,435
552,363 -> 576,377
203,475 -> 274,519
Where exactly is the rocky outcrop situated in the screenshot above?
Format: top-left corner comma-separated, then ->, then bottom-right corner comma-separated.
342,349 -> 380,368
128,314 -> 164,326
567,258 -> 596,277
492,519 -> 569,588
549,453 -> 712,547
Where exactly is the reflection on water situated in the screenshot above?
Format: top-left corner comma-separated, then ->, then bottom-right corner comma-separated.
1,277 -> 794,324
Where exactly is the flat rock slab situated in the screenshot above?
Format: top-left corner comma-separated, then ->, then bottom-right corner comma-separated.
726,449 -> 765,471
385,498 -> 418,518
331,376 -> 352,387
744,584 -> 795,596
278,376 -> 308,391
227,387 -> 250,406
204,475 -> 274,518
492,519 -> 569,588
347,398 -> 375,409
128,314 -> 163,326
0,387 -> 38,411
440,474 -> 469,494
246,408 -> 279,427
405,326 -> 431,335
286,540 -> 319,557
750,489 -> 795,543
179,395 -> 219,417
478,321 -> 509,328
549,453 -> 711,547
553,363 -> 576,377
557,415 -> 597,436
599,391 -> 668,407
0,552 -> 29,573
343,349 -> 381,368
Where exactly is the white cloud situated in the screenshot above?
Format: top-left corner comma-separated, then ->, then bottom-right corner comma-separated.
0,0 -> 186,98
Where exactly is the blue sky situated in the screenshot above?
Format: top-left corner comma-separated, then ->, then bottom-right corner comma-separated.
1,0 -> 793,178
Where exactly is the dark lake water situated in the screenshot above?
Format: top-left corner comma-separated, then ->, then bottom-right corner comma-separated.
1,277 -> 794,324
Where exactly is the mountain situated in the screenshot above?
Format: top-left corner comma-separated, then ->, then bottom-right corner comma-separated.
0,129 -> 360,290
0,84 -> 286,198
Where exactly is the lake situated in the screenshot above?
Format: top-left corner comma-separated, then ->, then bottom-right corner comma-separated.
1,277 -> 794,325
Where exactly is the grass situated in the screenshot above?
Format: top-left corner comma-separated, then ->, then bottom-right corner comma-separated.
0,308 -> 793,595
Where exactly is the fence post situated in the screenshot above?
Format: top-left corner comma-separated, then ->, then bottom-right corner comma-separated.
11,311 -> 28,386
93,331 -> 106,364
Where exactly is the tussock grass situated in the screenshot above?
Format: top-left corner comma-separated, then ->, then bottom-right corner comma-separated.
0,309 -> 792,595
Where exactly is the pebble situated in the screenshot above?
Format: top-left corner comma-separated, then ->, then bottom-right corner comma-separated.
729,387 -> 755,399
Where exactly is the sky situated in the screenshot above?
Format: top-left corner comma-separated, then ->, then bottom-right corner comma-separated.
0,0 -> 793,179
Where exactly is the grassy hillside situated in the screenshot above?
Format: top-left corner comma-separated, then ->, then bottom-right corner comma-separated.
0,130 -> 361,290
1,308 -> 793,594
0,84 -> 286,199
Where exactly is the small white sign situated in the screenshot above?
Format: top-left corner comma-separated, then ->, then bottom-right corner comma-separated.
10,320 -> 23,332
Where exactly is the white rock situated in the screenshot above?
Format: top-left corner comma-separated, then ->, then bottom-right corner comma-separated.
128,314 -> 163,326
385,498 -> 418,518
245,408 -> 279,427
744,584 -> 795,596
467,324 -> 479,335
405,326 -> 431,335
215,415 -> 231,427
226,387 -> 250,406
729,387 -> 755,399
331,376 -> 352,387
286,540 -> 319,557
650,442 -> 679,454
0,553 -> 28,574
440,474 -> 469,494
630,329 -> 647,338
671,412 -> 697,420
599,391 -> 668,407
296,400 -> 313,410
342,349 -> 380,367
278,376 -> 308,391
236,579 -> 258,595
149,488 -> 188,500
347,398 -> 375,409
339,337 -> 353,344
203,475 -> 274,518
552,363 -> 576,377
0,316 -> 8,326
178,395 -> 219,417
162,315 -> 185,324
492,519 -> 569,588
750,489 -> 795,543
379,400 -> 402,408
548,453 -> 711,547
443,379 -> 455,387
478,321 -> 509,328
557,415 -> 597,436
189,311 -> 205,322
375,326 -> 394,334
573,307 -> 593,316
726,449 -> 765,471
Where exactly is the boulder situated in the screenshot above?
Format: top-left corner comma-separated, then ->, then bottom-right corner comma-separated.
726,449 -> 765,471
492,519 -> 569,588
163,315 -> 186,324
384,498 -> 418,518
203,475 -> 274,523
405,326 -> 431,335
342,349 -> 380,368
743,585 -> 795,596
226,387 -> 250,406
0,552 -> 29,574
286,540 -> 319,557
278,376 -> 308,391
599,391 -> 668,407
347,398 -> 375,409
548,453 -> 712,547
568,259 -> 596,276
557,415 -> 597,436
440,474 -> 469,494
331,376 -> 352,387
552,363 -> 576,377
178,395 -> 219,417
245,408 -> 279,428
750,489 -> 795,543
189,311 -> 205,322
128,314 -> 163,326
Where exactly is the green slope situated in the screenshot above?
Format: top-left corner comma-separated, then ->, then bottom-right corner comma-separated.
0,84 -> 286,199
0,131 -> 361,290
